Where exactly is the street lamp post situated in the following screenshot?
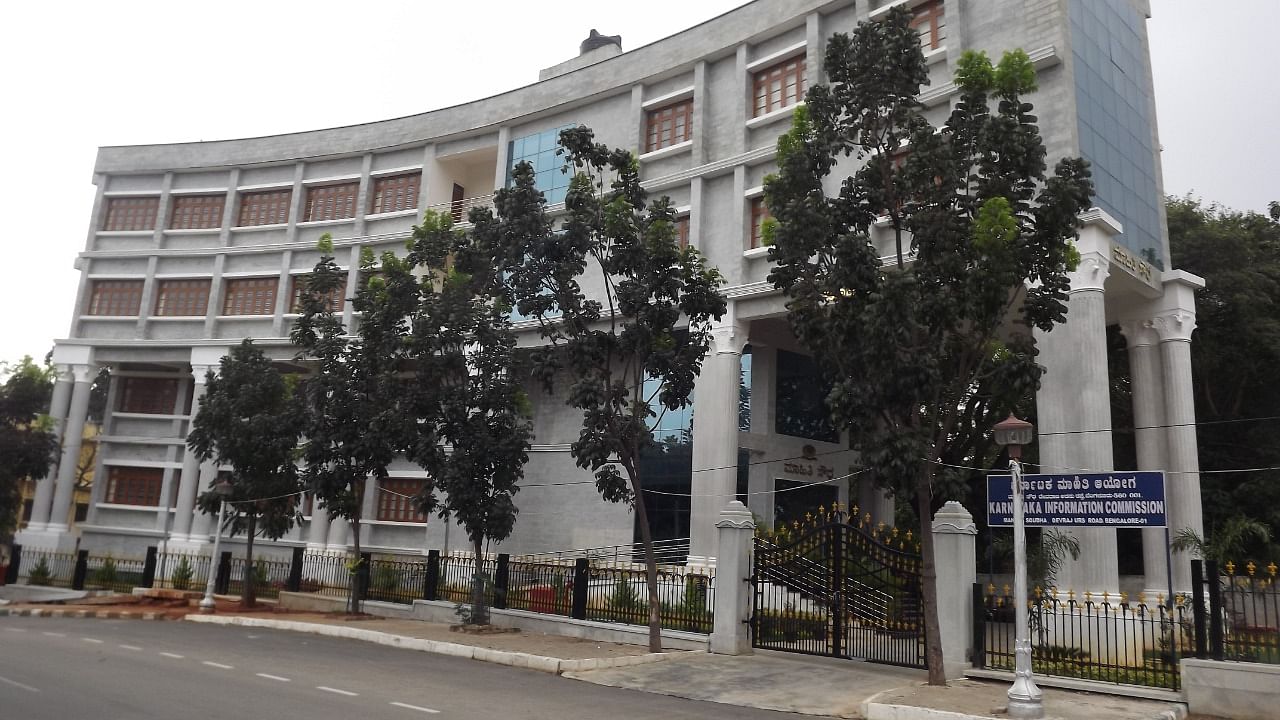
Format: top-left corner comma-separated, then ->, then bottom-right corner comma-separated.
993,414 -> 1042,720
198,479 -> 234,613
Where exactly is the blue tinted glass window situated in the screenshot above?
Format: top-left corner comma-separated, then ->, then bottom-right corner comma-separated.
1069,0 -> 1163,267
739,346 -> 752,432
775,350 -> 838,443
507,125 -> 575,205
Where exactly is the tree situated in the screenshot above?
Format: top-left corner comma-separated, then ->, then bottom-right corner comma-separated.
0,357 -> 59,550
291,234 -> 418,613
187,340 -> 301,607
765,7 -> 1093,683
1164,196 -> 1280,556
1170,518 -> 1272,565
407,211 -> 534,625
494,128 -> 727,651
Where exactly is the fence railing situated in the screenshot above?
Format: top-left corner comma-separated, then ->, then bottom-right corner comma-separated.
514,537 -> 693,566
974,584 -> 1189,690
1192,558 -> 1279,665
3,542 -> 716,634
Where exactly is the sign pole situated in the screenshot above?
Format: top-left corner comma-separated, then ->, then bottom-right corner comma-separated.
1006,457 -> 1043,719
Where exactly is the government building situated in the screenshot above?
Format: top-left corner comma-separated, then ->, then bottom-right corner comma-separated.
19,0 -> 1203,597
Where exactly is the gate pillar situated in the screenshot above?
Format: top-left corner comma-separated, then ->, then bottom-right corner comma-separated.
710,501 -> 755,655
933,501 -> 977,679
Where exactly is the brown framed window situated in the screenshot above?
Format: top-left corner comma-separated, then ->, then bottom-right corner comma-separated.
86,280 -> 144,316
369,172 -> 421,215
222,277 -> 279,316
290,275 -> 345,313
645,99 -> 693,153
102,197 -> 160,231
750,197 -> 772,248
117,377 -> 180,414
752,56 -> 806,117
675,216 -> 690,249
304,182 -> 359,222
237,189 -> 292,227
105,467 -> 165,506
169,194 -> 225,230
376,478 -> 426,523
911,0 -> 946,51
154,279 -> 211,317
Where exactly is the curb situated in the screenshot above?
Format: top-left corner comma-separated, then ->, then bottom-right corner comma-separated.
185,615 -> 680,675
860,687 -> 1188,720
0,607 -> 173,621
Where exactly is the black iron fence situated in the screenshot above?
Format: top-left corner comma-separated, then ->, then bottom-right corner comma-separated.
974,584 -> 1189,690
1192,558 -> 1279,665
3,542 -> 716,635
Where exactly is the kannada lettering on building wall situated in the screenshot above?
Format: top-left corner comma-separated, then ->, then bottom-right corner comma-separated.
986,471 -> 1167,527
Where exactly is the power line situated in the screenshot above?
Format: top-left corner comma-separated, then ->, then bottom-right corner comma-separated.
923,457 -> 1280,476
1038,414 -> 1280,437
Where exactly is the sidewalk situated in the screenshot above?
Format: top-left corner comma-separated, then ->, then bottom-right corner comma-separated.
1,596 -> 1188,720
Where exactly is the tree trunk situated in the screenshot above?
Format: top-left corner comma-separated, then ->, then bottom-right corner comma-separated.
915,472 -> 945,685
631,481 -> 664,653
349,484 -> 363,615
471,536 -> 490,625
242,514 -> 257,608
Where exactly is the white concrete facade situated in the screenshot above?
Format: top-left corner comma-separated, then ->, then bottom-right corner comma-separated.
22,0 -> 1201,595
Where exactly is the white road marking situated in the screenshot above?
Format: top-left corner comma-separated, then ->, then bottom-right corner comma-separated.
390,701 -> 441,714
41,632 -> 66,637
81,638 -> 104,644
256,673 -> 291,682
160,652 -> 184,659
202,661 -> 234,669
316,686 -> 358,697
0,675 -> 40,693
119,645 -> 142,651
4,628 -> 26,632
246,634 -> 260,639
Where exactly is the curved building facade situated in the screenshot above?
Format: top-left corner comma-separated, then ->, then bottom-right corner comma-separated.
23,0 -> 1203,595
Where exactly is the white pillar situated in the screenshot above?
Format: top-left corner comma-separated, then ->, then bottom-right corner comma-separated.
1035,212 -> 1118,594
188,462 -> 219,540
170,364 -> 213,542
1154,305 -> 1203,593
1118,318 -> 1170,596
46,364 -> 96,538
932,501 -> 978,679
25,367 -> 74,531
689,320 -> 747,565
709,501 -> 754,655
306,499 -> 331,551
326,515 -> 351,551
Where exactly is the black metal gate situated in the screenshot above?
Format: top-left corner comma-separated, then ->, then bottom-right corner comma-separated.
751,510 -> 926,668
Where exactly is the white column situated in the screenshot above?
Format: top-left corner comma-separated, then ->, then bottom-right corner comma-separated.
188,462 -> 219,540
932,501 -> 978,679
1154,307 -> 1203,593
25,367 -> 74,531
47,364 -> 96,537
326,514 -> 351,551
306,498 -> 331,551
688,320 -> 747,565
1035,213 -> 1118,594
170,364 -> 213,542
1118,318 -> 1170,596
709,501 -> 754,655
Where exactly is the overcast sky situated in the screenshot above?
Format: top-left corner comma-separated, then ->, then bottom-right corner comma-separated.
0,0 -> 1274,366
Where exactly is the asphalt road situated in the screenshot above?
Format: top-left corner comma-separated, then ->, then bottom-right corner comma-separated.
0,616 -> 810,720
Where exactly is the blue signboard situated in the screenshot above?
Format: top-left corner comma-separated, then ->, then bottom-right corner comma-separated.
986,472 -> 1166,528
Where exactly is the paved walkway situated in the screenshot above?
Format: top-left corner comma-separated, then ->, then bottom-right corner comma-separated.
2,595 -> 1189,719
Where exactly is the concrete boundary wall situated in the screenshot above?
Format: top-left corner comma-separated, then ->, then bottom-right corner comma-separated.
276,591 -> 709,651
1181,659 -> 1280,720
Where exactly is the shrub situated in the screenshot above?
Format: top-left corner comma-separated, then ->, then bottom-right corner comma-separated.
606,578 -> 644,618
27,557 -> 53,586
170,556 -> 194,591
93,555 -> 118,588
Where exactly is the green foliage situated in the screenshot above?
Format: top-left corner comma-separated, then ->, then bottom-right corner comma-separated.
371,563 -> 400,594
1163,197 -> 1280,555
170,556 -> 194,591
0,356 -> 59,540
94,555 -> 118,587
485,125 -> 727,649
188,339 -> 302,607
764,8 -> 1093,683
607,578 -> 644,614
27,556 -> 53,586
1170,518 -> 1272,563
